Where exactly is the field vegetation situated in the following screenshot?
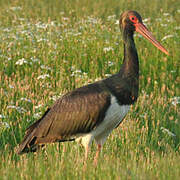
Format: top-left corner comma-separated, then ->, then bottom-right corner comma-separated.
0,0 -> 179,179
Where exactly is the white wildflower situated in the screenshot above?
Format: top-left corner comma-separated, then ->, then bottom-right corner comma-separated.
37,38 -> 49,42
73,32 -> 82,36
17,107 -> 27,113
166,17 -> 173,22
0,122 -> 10,128
40,65 -> 52,70
94,77 -> 102,81
108,61 -> 114,66
10,6 -> 22,11
51,95 -> 61,101
160,24 -> 168,27
18,18 -> 25,21
71,72 -> 81,77
161,34 -> 174,41
62,17 -> 69,21
103,47 -> 114,53
33,113 -> 41,119
143,18 -> 150,22
20,98 -> 32,103
30,57 -> 39,62
163,13 -> 170,16
35,22 -> 48,29
83,72 -> 87,76
161,127 -> 176,137
115,20 -> 119,25
107,15 -> 116,21
3,28 -> 11,32
35,104 -> 43,109
74,69 -> 82,74
174,26 -> 180,30
15,58 -> 28,65
70,66 -> 75,71
0,114 -> 6,119
9,85 -> 14,89
20,30 -> 29,34
7,105 -> 17,109
105,74 -> 112,77
7,105 -> 27,113
37,74 -> 50,80
86,17 -> 99,24
50,21 -> 56,26
171,97 -> 180,106
154,81 -> 158,85
156,18 -> 162,21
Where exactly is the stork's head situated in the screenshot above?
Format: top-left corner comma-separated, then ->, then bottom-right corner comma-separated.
120,11 -> 142,32
119,11 -> 169,55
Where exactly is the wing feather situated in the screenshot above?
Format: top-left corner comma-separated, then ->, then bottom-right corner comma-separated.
34,82 -> 111,142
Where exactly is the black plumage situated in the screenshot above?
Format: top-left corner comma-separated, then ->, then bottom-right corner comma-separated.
17,82 -> 112,153
17,11 -> 168,158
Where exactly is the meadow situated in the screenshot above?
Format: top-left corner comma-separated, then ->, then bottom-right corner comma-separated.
0,0 -> 179,179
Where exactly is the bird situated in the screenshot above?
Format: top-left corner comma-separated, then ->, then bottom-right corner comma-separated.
17,10 -> 168,163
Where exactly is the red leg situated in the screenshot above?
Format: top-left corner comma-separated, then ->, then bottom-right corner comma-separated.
83,146 -> 89,170
85,146 -> 89,160
93,144 -> 101,166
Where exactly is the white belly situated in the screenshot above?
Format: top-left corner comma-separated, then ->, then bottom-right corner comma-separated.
92,95 -> 130,145
76,95 -> 130,148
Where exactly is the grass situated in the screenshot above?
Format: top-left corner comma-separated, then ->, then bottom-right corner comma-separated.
0,0 -> 179,179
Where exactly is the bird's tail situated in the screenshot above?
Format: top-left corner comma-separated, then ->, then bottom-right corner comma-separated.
16,120 -> 40,154
16,108 -> 50,154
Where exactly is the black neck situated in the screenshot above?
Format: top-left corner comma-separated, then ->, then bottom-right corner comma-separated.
121,29 -> 139,76
103,29 -> 139,105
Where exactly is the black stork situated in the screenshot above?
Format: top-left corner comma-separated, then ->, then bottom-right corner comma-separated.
17,11 -> 168,162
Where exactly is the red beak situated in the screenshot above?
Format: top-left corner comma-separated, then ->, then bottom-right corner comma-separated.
135,23 -> 169,55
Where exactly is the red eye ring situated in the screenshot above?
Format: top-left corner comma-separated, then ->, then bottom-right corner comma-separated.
129,15 -> 138,23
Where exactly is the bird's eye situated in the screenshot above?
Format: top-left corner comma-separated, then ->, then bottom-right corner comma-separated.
129,16 -> 137,23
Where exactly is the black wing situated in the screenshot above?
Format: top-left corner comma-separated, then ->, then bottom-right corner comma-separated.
17,81 -> 111,154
